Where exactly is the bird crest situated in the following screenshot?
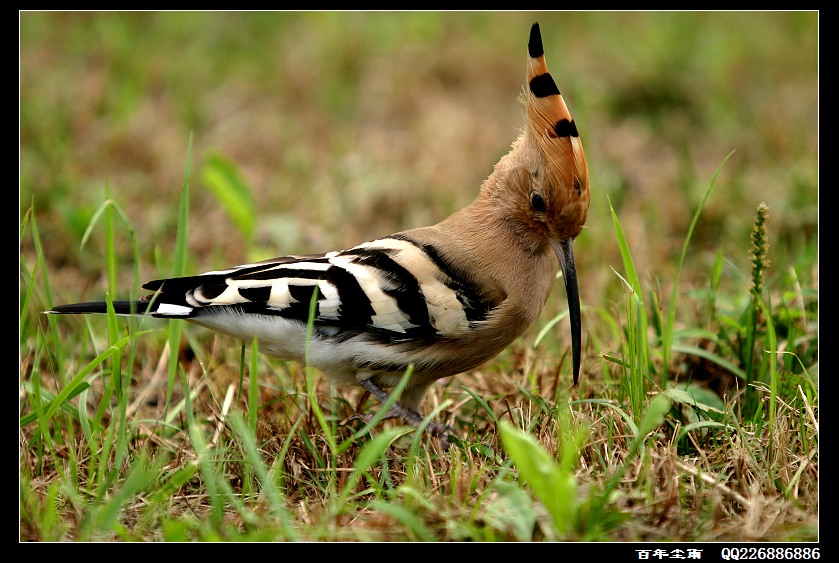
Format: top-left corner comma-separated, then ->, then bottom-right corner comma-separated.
493,22 -> 591,244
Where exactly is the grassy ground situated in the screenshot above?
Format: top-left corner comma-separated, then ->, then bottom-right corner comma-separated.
20,11 -> 818,542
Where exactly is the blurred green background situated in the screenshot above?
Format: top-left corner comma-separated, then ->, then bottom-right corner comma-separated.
21,11 -> 818,310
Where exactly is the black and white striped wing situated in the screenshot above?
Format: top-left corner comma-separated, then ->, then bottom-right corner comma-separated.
143,236 -> 503,341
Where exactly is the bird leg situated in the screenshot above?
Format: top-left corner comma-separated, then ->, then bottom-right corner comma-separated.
356,377 -> 456,449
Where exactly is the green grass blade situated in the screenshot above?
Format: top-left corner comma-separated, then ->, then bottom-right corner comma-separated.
302,284 -> 339,458
755,296 -> 778,460
335,426 -> 412,510
367,500 -> 436,541
607,208 -> 652,408
19,380 -> 90,428
22,332 -> 146,427
166,135 -> 194,405
248,337 -> 260,434
661,150 -> 735,374
83,456 -> 160,539
670,344 -> 748,381
227,411 -> 298,539
28,203 -> 65,375
499,420 -> 581,537
607,195 -> 643,299
200,153 -> 256,242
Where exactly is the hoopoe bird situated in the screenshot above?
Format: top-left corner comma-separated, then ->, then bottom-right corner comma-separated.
46,22 -> 590,449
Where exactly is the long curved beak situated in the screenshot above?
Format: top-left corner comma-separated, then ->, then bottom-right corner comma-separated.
552,238 -> 582,385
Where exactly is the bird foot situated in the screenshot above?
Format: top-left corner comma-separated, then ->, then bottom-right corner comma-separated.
425,422 -> 457,450
355,377 -> 458,450
348,398 -> 457,450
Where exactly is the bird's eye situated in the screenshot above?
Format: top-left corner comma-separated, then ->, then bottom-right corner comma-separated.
530,192 -> 546,213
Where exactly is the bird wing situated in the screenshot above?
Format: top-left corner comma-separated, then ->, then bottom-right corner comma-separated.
141,235 -> 505,342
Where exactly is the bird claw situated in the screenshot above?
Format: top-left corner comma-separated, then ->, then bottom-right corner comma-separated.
426,422 -> 457,451
348,412 -> 457,450
346,412 -> 377,424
